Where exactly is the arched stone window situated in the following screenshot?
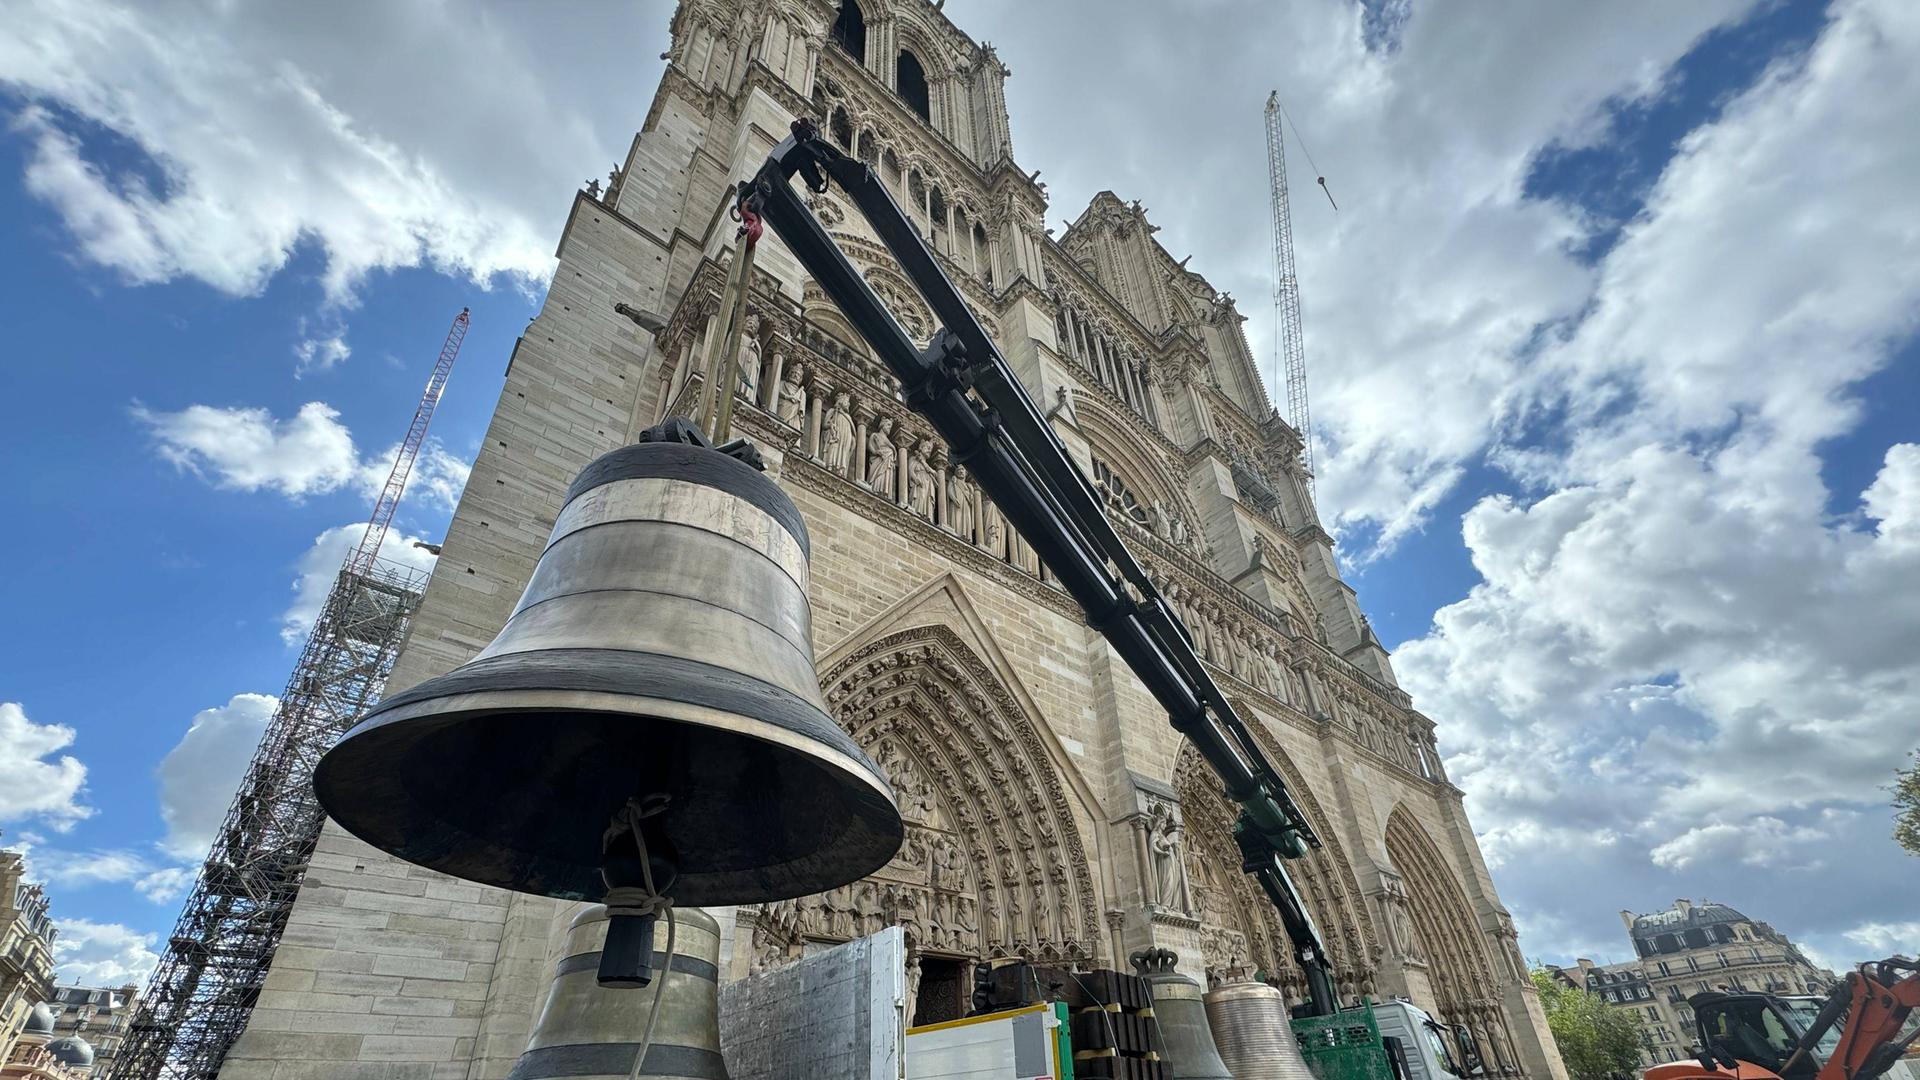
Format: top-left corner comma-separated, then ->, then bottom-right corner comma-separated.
898,49 -> 931,121
829,107 -> 853,150
882,148 -> 903,188
831,0 -> 866,63
1091,458 -> 1150,529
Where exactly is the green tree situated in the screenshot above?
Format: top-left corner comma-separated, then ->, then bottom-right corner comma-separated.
1532,970 -> 1649,1080
1895,750 -> 1920,856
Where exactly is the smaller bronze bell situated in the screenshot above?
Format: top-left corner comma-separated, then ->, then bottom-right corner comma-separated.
1134,948 -> 1236,1080
508,904 -> 730,1080
1206,976 -> 1314,1080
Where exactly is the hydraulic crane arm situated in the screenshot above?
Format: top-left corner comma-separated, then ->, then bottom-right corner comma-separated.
742,119 -> 1340,1016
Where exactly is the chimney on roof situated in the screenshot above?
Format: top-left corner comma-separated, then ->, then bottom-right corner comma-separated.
1675,899 -> 1693,915
1576,958 -> 1596,972
1620,909 -> 1637,930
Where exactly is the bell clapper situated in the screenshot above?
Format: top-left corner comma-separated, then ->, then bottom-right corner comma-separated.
599,795 -> 679,989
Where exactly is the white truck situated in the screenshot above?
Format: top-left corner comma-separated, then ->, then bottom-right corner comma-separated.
1371,999 -> 1481,1080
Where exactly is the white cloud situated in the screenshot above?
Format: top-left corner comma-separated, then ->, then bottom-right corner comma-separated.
133,400 -> 363,498
1842,921 -> 1920,958
134,399 -> 472,510
280,521 -> 440,644
155,693 -> 278,860
0,0 -> 605,302
0,702 -> 91,829
1390,0 -> 1920,967
294,333 -> 351,376
53,918 -> 159,988
19,845 -> 194,905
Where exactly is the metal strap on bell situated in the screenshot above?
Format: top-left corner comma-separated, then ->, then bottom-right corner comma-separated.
1135,948 -> 1236,1080
1205,977 -> 1313,1080
315,418 -> 903,934
508,904 -> 731,1080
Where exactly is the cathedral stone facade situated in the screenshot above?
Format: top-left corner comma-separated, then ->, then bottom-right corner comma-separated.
218,2 -> 1566,1077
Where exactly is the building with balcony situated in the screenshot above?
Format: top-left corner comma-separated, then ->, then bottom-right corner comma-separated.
0,848 -> 56,1066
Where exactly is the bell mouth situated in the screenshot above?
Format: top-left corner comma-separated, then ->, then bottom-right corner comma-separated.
314,650 -> 903,906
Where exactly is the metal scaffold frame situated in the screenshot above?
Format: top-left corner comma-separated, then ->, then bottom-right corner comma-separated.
112,310 -> 470,1080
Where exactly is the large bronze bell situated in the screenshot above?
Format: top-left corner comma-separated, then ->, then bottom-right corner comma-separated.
508,904 -> 731,1080
1134,948 -> 1236,1080
315,420 -> 903,981
1205,977 -> 1314,1080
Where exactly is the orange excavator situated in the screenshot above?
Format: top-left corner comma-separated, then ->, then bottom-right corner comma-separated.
1646,958 -> 1918,1080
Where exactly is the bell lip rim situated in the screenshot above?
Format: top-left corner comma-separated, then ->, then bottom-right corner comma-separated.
315,686 -> 906,905
331,684 -> 895,804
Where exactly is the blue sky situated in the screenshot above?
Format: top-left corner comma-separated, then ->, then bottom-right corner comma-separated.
1,0 -> 1916,988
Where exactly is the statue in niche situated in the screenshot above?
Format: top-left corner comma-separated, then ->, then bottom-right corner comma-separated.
822,392 -> 855,475
1169,512 -> 1190,545
1150,499 -> 1171,539
982,498 -> 1006,559
737,312 -> 762,399
932,835 -> 963,890
1148,802 -> 1191,914
906,440 -> 936,518
953,895 -> 979,948
777,361 -> 807,428
1229,624 -> 1253,679
854,881 -> 884,935
947,466 -> 976,541
866,417 -> 898,498
828,886 -> 856,939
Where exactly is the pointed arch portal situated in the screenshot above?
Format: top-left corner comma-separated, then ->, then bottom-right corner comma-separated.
747,625 -> 1100,1017
1174,730 -> 1378,1002
1385,807 -> 1523,1079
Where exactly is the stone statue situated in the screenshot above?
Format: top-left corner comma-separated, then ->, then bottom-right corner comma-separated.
947,466 -> 975,540
822,393 -> 855,476
866,417 -> 898,497
1150,499 -> 1171,538
1170,512 -> 1190,545
737,312 -> 762,399
933,835 -> 962,889
906,440 -> 936,518
1148,804 -> 1191,913
1229,624 -> 1253,679
777,361 -> 807,428
854,881 -> 883,935
982,498 -> 1006,559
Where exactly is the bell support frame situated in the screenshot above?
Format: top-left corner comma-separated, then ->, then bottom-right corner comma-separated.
742,118 -> 1340,1016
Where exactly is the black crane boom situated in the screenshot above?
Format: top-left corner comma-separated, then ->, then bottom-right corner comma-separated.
743,119 -> 1338,1015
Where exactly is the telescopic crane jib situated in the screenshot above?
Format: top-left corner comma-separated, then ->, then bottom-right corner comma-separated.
739,118 -> 1343,1018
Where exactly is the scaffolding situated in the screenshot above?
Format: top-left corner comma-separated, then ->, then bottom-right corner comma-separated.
112,310 -> 469,1080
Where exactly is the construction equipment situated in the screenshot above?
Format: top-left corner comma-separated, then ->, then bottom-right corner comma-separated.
743,113 -> 1341,1022
738,106 -> 1416,1073
1645,958 -> 1919,1080
1263,92 -> 1329,495
112,310 -> 470,1080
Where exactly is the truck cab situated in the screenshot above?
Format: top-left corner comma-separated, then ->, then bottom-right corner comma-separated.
1373,999 -> 1481,1080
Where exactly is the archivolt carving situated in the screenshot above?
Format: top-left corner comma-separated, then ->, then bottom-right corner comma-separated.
748,625 -> 1100,971
1385,807 -> 1522,1078
1174,731 -> 1378,1001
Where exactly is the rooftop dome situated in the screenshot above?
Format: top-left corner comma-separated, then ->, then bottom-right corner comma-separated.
47,1035 -> 95,1067
1631,901 -> 1749,934
21,1001 -> 56,1036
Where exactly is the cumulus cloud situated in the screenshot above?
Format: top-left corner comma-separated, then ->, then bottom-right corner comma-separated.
1393,0 -> 1920,968
133,400 -> 363,498
280,521 -> 441,644
133,398 -> 472,509
0,702 -> 91,829
155,692 -> 278,860
20,845 -> 194,904
53,918 -> 159,987
0,0 -> 618,301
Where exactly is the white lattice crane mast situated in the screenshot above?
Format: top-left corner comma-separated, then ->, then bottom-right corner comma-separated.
1265,91 -> 1316,493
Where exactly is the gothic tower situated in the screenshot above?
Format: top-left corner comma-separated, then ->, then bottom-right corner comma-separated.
215,2 -> 1565,1078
